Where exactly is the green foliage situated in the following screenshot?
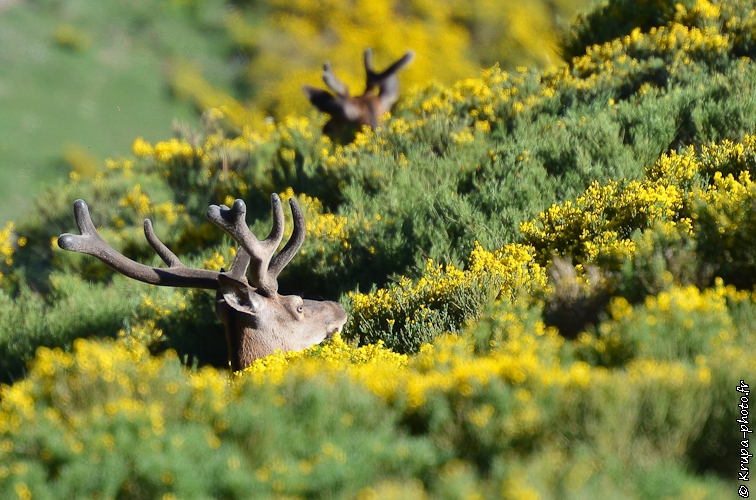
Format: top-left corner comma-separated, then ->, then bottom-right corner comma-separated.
693,172 -> 756,289
562,0 -> 696,60
608,220 -> 705,302
0,340 -> 435,499
1,316 -> 745,497
0,274 -> 143,385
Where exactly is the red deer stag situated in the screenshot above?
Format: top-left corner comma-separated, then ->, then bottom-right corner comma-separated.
58,194 -> 348,371
303,48 -> 414,139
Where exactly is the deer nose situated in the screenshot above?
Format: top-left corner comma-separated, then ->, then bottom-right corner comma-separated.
326,304 -> 348,338
326,319 -> 345,339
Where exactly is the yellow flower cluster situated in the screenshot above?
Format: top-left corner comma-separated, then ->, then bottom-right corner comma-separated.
575,280 -> 749,375
644,283 -> 728,315
241,322 -> 564,411
694,170 -> 756,253
133,137 -> 201,164
349,242 -> 547,325
278,188 -> 350,244
0,338 -> 230,442
240,334 -> 408,388
0,222 -> 17,270
118,184 -> 185,223
401,65 -> 531,129
202,249 -> 234,272
118,184 -> 152,215
520,177 -> 688,264
567,22 -> 730,82
524,134 -> 756,265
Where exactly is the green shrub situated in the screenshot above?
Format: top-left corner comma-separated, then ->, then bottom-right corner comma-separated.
562,0 -> 696,60
693,171 -> 756,288
0,339 -> 436,499
0,274 -> 143,385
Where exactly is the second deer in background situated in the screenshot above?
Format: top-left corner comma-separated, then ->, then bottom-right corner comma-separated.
303,48 -> 414,140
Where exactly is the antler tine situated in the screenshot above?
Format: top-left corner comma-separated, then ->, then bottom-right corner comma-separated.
368,50 -> 415,116
376,50 -> 415,80
58,199 -> 220,289
363,48 -> 375,76
268,197 -> 306,280
144,219 -> 184,267
322,62 -> 350,98
364,49 -> 414,97
206,195 -> 285,296
226,247 -> 251,282
363,48 -> 377,93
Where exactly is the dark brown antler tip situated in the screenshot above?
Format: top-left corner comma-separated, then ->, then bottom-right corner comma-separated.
363,48 -> 374,73
73,198 -> 88,212
233,198 -> 247,215
58,198 -> 98,251
57,233 -> 77,251
207,198 -> 247,225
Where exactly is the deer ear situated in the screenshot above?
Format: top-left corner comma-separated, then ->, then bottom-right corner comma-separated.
302,85 -> 345,117
218,274 -> 264,313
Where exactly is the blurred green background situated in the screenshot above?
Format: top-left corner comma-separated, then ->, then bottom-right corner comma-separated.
0,0 -> 588,224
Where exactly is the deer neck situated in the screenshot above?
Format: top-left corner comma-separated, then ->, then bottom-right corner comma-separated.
216,295 -> 274,371
222,315 -> 280,371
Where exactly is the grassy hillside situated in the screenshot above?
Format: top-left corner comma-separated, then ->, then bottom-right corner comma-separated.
0,0 -> 223,223
0,0 -> 754,497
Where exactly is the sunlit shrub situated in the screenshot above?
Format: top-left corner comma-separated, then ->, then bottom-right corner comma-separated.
693,171 -> 756,288
562,0 -> 748,60
346,243 -> 547,353
0,274 -> 144,385
0,292 -> 748,496
571,283 -> 737,365
0,337 -> 435,499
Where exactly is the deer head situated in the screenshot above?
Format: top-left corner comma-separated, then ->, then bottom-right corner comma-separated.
303,48 -> 414,138
58,194 -> 348,371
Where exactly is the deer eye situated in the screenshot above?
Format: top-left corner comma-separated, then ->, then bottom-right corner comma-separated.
297,304 -> 304,314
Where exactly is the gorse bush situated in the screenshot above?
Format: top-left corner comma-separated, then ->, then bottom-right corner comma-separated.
2,0 -> 756,369
345,132 -> 756,353
0,312 -> 745,497
1,0 -> 756,496
562,0 -> 756,60
0,338 -> 433,499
